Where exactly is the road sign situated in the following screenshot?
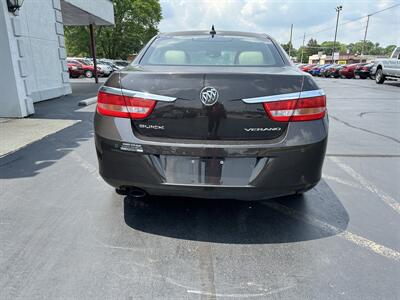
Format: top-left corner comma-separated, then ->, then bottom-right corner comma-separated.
333,52 -> 340,60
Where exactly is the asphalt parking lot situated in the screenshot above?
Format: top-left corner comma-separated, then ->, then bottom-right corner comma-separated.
0,77 -> 399,299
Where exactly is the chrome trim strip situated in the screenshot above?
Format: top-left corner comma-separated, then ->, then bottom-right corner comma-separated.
99,86 -> 177,102
122,89 -> 177,102
242,92 -> 300,103
242,89 -> 325,104
299,89 -> 325,98
99,85 -> 123,95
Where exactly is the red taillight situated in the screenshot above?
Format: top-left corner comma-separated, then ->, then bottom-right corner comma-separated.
263,95 -> 326,122
97,91 -> 156,119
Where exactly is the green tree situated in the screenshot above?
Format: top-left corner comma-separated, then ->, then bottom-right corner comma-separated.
281,42 -> 297,58
320,41 -> 346,55
296,46 -> 307,63
346,40 -> 390,55
384,45 -> 397,56
348,40 -> 373,55
299,39 -> 320,62
65,0 -> 162,59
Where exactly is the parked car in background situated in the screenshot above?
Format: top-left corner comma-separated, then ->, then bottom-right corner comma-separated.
321,64 -> 338,77
98,59 -> 120,71
327,65 -> 346,78
371,46 -> 400,84
94,31 -> 328,200
67,61 -> 84,78
310,64 -> 333,77
299,64 -> 315,73
355,63 -> 374,79
319,64 -> 334,77
339,63 -> 360,79
113,60 -> 130,68
67,58 -> 103,78
84,58 -> 113,77
309,65 -> 322,76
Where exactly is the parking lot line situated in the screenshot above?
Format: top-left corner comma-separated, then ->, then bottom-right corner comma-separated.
330,157 -> 400,214
322,174 -> 364,190
65,139 -> 400,262
263,202 -> 400,262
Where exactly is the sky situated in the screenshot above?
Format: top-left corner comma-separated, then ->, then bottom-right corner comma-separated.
159,0 -> 400,48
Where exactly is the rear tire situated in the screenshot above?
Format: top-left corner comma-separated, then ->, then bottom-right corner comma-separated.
375,69 -> 385,84
85,70 -> 93,78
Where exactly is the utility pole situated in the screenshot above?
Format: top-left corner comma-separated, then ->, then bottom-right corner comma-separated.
300,32 -> 306,63
89,24 -> 98,84
288,24 -> 293,57
332,5 -> 342,64
362,15 -> 370,58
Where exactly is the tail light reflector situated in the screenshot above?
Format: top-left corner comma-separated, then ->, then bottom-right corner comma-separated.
97,91 -> 156,119
263,95 -> 326,122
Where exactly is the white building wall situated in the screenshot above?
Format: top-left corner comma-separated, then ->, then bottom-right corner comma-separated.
0,0 -> 113,118
18,0 -> 71,104
0,0 -> 70,117
0,1 -> 34,117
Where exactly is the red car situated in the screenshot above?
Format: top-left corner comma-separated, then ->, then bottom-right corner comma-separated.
339,63 -> 365,79
354,63 -> 373,79
300,64 -> 316,73
67,59 -> 102,78
67,61 -> 84,78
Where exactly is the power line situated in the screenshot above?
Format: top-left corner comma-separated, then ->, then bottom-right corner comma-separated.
296,24 -> 369,48
293,3 -> 400,41
369,3 -> 400,16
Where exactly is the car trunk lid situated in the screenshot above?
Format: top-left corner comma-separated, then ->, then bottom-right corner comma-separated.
119,66 -> 305,141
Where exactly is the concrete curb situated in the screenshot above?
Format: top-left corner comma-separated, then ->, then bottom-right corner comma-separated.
78,97 -> 97,106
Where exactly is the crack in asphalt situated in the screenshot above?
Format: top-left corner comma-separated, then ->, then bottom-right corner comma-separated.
326,154 -> 400,158
359,111 -> 400,117
330,115 -> 400,144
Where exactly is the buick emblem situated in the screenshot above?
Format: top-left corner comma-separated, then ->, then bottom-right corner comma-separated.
200,86 -> 219,106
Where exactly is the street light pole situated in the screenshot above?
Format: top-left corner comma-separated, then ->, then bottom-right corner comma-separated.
300,32 -> 306,63
288,24 -> 293,57
332,5 -> 342,64
89,24 -> 98,84
361,15 -> 370,58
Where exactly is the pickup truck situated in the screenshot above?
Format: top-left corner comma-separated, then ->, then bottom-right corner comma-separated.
371,46 -> 400,84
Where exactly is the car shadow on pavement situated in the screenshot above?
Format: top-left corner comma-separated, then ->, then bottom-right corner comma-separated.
0,82 -> 99,178
384,81 -> 400,87
123,180 -> 349,244
0,120 -> 94,178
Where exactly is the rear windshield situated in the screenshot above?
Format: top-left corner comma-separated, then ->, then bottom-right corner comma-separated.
140,35 -> 285,67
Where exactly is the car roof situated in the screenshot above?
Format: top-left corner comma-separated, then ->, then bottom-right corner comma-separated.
159,30 -> 272,40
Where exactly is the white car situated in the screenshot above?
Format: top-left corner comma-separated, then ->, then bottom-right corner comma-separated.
90,62 -> 112,77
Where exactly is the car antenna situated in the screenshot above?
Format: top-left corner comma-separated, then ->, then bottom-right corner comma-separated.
210,25 -> 216,38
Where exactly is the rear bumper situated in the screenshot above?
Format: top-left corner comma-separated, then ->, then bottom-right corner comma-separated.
94,113 -> 328,200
